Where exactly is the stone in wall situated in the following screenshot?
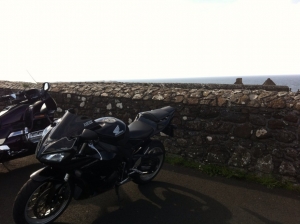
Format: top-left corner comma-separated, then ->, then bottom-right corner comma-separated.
206,135 -> 229,145
187,148 -> 204,159
272,148 -> 284,158
248,100 -> 261,108
205,122 -> 233,134
177,138 -> 188,147
275,130 -> 296,143
284,112 -> 299,123
191,135 -> 203,146
251,143 -> 266,158
217,96 -> 228,107
207,145 -> 230,164
296,102 -> 300,111
228,146 -> 251,167
185,121 -> 203,130
255,155 -> 274,173
230,92 -> 243,104
239,139 -> 252,149
249,114 -> 267,126
258,91 -> 276,100
284,148 -> 299,162
164,139 -> 182,154
233,123 -> 253,139
221,113 -> 248,123
268,98 -> 286,109
279,161 -> 296,176
198,108 -> 220,119
255,128 -> 271,139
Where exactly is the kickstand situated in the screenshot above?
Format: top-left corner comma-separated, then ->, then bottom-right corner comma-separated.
115,184 -> 121,202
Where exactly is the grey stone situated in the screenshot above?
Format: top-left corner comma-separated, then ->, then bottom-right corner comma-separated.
256,128 -> 272,139
279,161 -> 296,176
228,147 -> 251,167
249,115 -> 266,126
256,155 -> 274,173
275,131 -> 296,143
207,147 -> 230,164
133,94 -> 143,100
177,138 -> 188,146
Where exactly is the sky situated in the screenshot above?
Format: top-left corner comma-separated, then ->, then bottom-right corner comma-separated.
0,0 -> 299,83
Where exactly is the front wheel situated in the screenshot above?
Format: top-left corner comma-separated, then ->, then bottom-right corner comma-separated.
13,179 -> 72,224
132,140 -> 165,185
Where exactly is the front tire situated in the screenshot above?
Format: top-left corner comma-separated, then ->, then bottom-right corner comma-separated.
13,179 -> 72,224
132,140 -> 165,185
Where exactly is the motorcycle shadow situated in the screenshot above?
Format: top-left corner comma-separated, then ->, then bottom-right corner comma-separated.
89,181 -> 232,224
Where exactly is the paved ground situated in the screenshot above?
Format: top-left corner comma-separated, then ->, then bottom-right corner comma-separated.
1,155 -> 300,224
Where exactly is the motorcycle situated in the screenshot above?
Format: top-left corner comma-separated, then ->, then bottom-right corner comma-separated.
0,82 -> 57,162
13,106 -> 176,224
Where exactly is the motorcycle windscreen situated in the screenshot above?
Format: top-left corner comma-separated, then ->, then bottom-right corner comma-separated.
41,137 -> 76,154
37,110 -> 94,155
48,111 -> 91,140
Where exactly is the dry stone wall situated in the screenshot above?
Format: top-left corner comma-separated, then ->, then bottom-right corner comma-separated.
0,81 -> 300,183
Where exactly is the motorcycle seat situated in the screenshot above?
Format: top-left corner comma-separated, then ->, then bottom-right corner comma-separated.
139,106 -> 175,123
128,120 -> 154,139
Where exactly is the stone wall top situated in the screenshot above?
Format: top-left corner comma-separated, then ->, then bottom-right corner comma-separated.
0,80 -> 299,111
0,80 -> 291,92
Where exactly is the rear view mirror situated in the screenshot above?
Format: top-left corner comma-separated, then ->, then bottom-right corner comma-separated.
43,82 -> 50,91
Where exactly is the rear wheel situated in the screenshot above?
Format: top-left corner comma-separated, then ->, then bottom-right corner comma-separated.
13,179 -> 72,224
132,140 -> 165,185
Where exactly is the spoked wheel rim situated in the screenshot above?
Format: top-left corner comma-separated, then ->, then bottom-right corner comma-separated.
139,147 -> 164,182
25,181 -> 71,224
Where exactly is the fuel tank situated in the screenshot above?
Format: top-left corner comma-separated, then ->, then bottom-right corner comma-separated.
93,117 -> 129,146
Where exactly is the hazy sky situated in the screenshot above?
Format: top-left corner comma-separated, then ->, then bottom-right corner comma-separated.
0,0 -> 299,83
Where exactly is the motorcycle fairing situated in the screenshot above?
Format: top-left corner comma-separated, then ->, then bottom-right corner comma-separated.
0,104 -> 28,127
30,166 -> 66,182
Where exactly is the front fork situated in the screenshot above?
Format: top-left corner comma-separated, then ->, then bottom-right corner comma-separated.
30,167 -> 74,202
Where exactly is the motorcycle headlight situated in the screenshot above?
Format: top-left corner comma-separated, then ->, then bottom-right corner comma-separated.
0,138 -> 5,145
42,152 -> 70,162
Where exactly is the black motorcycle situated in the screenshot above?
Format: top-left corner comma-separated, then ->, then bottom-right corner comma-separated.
0,82 -> 57,162
13,106 -> 176,224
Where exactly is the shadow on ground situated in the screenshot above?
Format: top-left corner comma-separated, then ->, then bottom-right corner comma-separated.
91,181 -> 232,224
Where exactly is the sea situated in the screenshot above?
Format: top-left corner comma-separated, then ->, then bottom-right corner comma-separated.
118,75 -> 300,92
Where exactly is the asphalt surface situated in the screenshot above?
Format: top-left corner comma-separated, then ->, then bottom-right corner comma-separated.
1,155 -> 300,224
